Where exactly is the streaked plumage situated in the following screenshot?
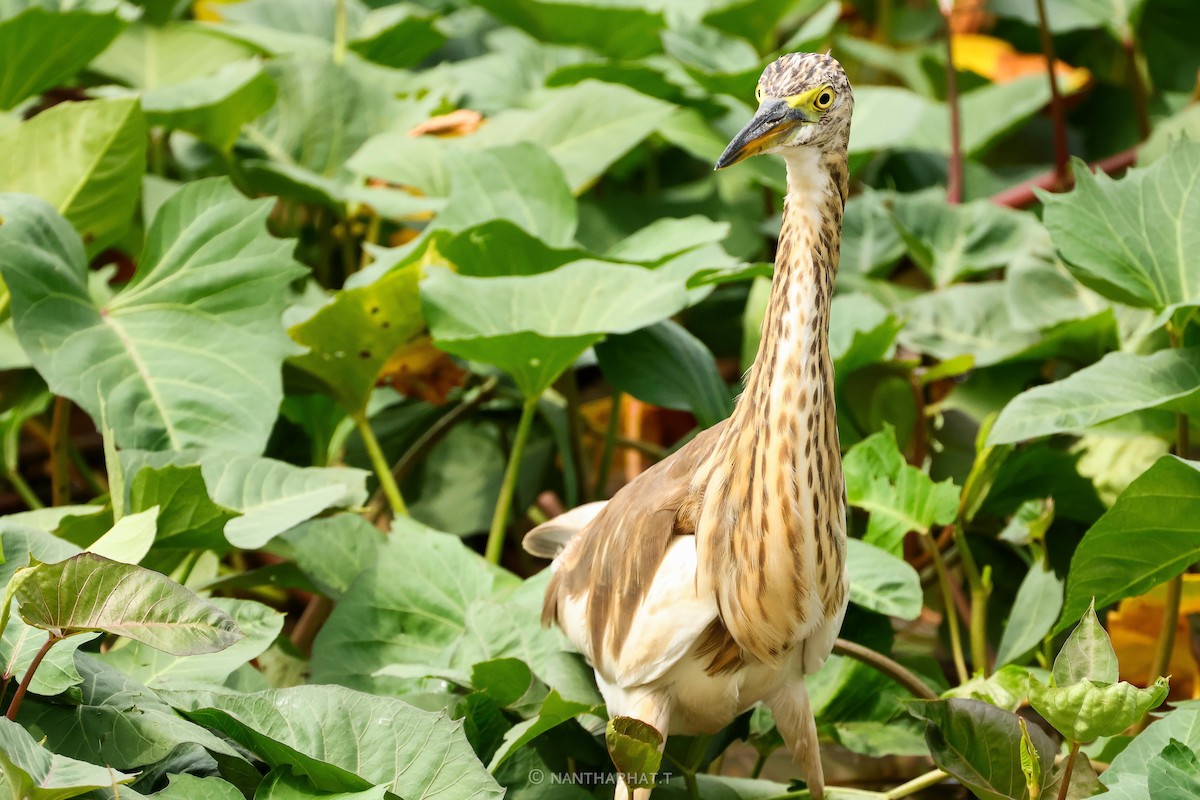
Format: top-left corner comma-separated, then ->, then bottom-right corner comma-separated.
525,52 -> 854,800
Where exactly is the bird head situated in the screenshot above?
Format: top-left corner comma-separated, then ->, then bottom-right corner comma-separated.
716,51 -> 853,169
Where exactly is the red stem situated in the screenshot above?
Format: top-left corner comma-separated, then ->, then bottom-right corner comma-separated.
6,634 -> 57,721
989,147 -> 1137,209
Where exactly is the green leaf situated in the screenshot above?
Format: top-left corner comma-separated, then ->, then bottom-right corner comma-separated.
1030,676 -> 1169,742
467,0 -> 665,59
152,773 -> 243,800
255,770 -> 388,800
907,698 -> 1056,800
595,320 -> 732,428
423,255 -> 705,397
844,427 -> 959,553
311,528 -> 511,693
1058,456 -> 1200,634
840,190 -> 905,278
91,20 -> 260,87
0,610 -> 96,697
606,717 -> 664,790
85,506 -> 157,564
97,598 -> 283,689
489,690 -> 599,770
1101,704 -> 1200,799
0,716 -> 133,800
945,665 -> 1032,712
128,465 -> 239,552
990,0 -> 1145,38
0,97 -> 145,253
1041,144 -> 1200,312
0,1 -> 125,111
123,450 -> 367,550
1147,739 -> 1200,800
1054,600 -> 1118,685
142,61 -> 277,151
889,190 -> 1044,286
178,685 -> 504,799
990,347 -> 1200,445
995,561 -> 1063,667
661,22 -> 759,99
288,263 -> 425,414
1018,718 -> 1042,800
16,552 -> 243,655
845,538 -> 922,620
476,81 -> 674,194
828,293 -> 902,378
19,653 -> 240,769
0,178 -> 304,454
349,5 -> 444,69
273,514 -> 384,599
604,215 -> 731,264
434,144 -> 577,246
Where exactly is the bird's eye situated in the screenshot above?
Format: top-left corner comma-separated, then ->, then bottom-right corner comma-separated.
755,86 -> 763,102
814,89 -> 834,110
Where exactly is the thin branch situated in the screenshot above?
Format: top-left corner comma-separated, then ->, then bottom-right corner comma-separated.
1123,37 -> 1151,140
884,769 -> 950,800
1057,741 -> 1082,800
1035,0 -> 1071,188
832,638 -> 938,701
941,6 -> 964,204
6,633 -> 58,720
291,595 -> 333,655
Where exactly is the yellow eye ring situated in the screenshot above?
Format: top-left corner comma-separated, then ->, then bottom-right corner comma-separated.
813,89 -> 834,110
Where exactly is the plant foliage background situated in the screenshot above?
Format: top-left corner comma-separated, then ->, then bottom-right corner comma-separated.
0,0 -> 1199,798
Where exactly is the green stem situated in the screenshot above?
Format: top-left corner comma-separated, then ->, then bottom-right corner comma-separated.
884,769 -> 950,800
832,638 -> 937,700
951,522 -> 990,676
48,396 -> 70,506
5,471 -> 42,510
99,397 -> 123,523
484,397 -> 538,564
1057,741 -> 1081,800
354,412 -> 406,518
6,633 -> 58,720
557,372 -> 590,504
333,0 -> 348,64
67,439 -> 106,496
924,534 -> 970,684
750,750 -> 768,780
594,391 -> 622,498
682,769 -> 699,800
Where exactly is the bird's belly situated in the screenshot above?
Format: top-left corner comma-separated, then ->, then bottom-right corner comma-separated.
663,651 -> 793,735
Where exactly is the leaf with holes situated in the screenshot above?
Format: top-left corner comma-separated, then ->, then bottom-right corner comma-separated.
0,178 -> 304,454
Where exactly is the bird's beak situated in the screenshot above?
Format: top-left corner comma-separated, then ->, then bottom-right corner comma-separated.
715,100 -> 796,170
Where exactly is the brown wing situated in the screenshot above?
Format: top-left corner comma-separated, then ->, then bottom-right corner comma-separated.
544,420 -> 728,667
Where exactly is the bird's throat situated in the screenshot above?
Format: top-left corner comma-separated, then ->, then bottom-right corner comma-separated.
695,146 -> 849,665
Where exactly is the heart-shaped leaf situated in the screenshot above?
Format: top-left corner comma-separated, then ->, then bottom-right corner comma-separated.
1054,600 -> 1119,686
0,178 -> 305,454
606,716 -> 665,790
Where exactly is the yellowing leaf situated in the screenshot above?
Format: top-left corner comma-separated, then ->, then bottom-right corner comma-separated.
952,34 -> 1091,93
1109,576 -> 1200,699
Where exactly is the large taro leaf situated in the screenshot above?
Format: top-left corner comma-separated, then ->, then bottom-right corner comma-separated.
845,538 -> 922,620
91,20 -> 260,87
422,253 -> 707,398
1147,739 -> 1200,800
97,598 -> 283,689
0,0 -> 125,111
141,61 -> 277,152
0,97 -> 144,253
1040,143 -> 1200,313
990,0 -> 1145,37
839,190 -> 905,279
255,770 -> 387,800
474,81 -> 674,194
908,698 -> 1056,800
0,178 -> 305,454
989,348 -> 1200,445
311,527 -> 515,693
661,22 -> 760,101
888,190 -> 1045,286
239,56 -> 402,207
128,464 -> 238,552
1058,456 -> 1200,633
15,552 -> 243,655
123,450 -> 368,549
595,320 -> 732,429
177,686 -> 503,799
844,427 -> 959,554
0,716 -> 134,800
271,514 -> 384,599
287,261 -> 425,414
154,773 -> 244,800
19,653 -> 239,770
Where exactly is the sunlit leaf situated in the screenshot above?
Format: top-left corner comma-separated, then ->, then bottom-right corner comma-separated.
845,538 -> 922,620
1031,676 -> 1168,742
1147,739 -> 1200,800
0,716 -> 134,800
489,690 -> 599,769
